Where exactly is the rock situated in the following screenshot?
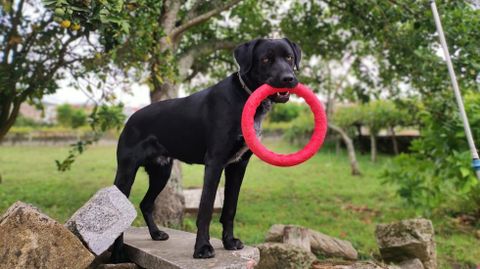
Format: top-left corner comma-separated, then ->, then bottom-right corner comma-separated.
124,226 -> 259,269
265,224 -> 285,242
184,187 -> 224,213
312,261 -> 387,269
153,160 -> 185,227
375,218 -> 436,269
256,243 -> 317,269
0,201 -> 94,269
96,263 -> 140,269
309,229 -> 358,260
283,226 -> 311,252
395,259 -> 424,269
265,224 -> 358,260
65,185 -> 137,255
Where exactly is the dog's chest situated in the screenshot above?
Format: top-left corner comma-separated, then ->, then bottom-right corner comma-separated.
227,100 -> 272,164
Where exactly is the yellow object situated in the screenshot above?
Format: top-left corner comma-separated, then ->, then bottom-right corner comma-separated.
71,23 -> 81,31
61,20 -> 71,28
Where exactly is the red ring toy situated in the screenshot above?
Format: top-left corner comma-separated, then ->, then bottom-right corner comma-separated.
241,83 -> 328,167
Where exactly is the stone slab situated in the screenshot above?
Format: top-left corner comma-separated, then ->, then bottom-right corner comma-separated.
0,201 -> 94,269
65,185 -> 137,255
184,187 -> 224,213
124,227 -> 259,269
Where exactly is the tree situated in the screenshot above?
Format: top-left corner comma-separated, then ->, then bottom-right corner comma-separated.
0,0 -> 92,141
280,0 -> 480,214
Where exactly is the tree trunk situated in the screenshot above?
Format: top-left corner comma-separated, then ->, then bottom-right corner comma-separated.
390,126 -> 399,155
150,77 -> 185,227
328,123 -> 362,176
370,133 -> 377,162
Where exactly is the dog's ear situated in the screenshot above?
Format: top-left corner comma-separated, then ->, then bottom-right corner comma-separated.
283,38 -> 302,71
234,39 -> 260,75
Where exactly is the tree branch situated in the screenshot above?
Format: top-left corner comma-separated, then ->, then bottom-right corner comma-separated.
169,0 -> 242,39
178,39 -> 236,78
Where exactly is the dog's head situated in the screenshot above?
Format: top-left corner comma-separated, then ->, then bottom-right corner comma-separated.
234,38 -> 302,103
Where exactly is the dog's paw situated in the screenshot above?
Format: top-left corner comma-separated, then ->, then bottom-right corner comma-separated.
193,243 -> 215,259
223,238 -> 244,250
150,230 -> 169,241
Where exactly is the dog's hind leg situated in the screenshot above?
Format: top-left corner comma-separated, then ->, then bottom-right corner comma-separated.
140,158 -> 173,241
220,154 -> 251,251
111,155 -> 140,263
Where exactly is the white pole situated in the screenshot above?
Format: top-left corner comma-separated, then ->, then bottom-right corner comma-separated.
430,0 -> 480,180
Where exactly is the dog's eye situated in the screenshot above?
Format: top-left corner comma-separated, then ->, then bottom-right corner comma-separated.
261,57 -> 270,64
286,55 -> 294,62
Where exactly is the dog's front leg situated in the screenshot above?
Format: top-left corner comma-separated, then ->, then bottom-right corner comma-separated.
220,153 -> 251,250
193,161 -> 224,259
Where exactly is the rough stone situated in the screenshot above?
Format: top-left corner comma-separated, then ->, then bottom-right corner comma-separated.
96,263 -> 141,269
375,218 -> 436,269
256,243 -> 316,269
283,226 -> 311,252
65,185 -> 137,255
0,201 -> 94,269
395,259 -> 425,269
312,261 -> 388,269
153,160 -> 185,227
184,187 -> 224,213
265,224 -> 358,260
124,226 -> 259,269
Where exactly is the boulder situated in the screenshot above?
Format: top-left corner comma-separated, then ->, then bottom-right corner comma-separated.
0,201 -> 94,269
395,259 -> 424,269
375,218 -> 436,269
256,242 -> 317,269
265,224 -> 358,260
65,185 -> 137,255
283,226 -> 311,252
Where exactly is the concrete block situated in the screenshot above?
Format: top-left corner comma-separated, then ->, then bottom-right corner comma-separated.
65,185 -> 137,255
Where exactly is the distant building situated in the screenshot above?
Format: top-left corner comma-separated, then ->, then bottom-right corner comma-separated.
19,102 -> 142,124
19,102 -> 57,124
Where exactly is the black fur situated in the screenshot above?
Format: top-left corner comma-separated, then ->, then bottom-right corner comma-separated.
111,38 -> 301,261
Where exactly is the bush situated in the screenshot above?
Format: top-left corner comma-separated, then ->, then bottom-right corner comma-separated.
383,91 -> 480,215
268,102 -> 304,122
13,115 -> 44,127
57,104 -> 87,129
284,110 -> 314,145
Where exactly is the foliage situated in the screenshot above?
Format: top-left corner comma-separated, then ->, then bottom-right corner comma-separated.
56,104 -> 87,129
0,0 -> 96,140
268,102 -> 303,123
383,92 -> 480,215
55,104 -> 125,171
13,115 -> 44,128
283,110 -> 314,145
332,105 -> 364,130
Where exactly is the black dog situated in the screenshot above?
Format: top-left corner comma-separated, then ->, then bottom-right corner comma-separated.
112,38 -> 301,260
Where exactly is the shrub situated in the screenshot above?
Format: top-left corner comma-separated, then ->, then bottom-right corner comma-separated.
383,91 -> 480,215
268,102 -> 304,122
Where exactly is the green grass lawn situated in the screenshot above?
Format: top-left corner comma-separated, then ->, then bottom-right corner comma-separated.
0,140 -> 478,268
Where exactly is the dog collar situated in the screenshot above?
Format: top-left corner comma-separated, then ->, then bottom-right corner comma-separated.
237,72 -> 252,95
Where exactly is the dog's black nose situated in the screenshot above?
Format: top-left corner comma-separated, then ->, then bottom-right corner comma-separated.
282,75 -> 294,83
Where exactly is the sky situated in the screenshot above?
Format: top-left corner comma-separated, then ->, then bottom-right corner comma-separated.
43,82 -> 152,107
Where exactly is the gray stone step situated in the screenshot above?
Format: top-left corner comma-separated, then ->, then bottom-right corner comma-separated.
183,188 -> 224,213
124,227 -> 259,269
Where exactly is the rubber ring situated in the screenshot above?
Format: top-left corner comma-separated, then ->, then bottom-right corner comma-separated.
241,83 -> 328,166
